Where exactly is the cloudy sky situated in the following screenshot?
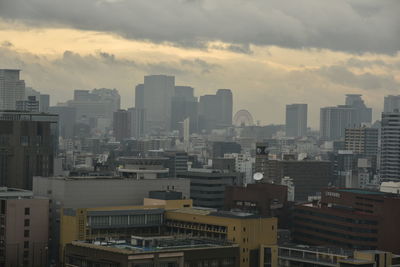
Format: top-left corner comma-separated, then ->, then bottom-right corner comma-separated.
0,0 -> 399,128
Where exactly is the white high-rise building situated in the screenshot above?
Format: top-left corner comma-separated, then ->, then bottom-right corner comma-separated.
0,69 -> 25,110
380,111 -> 400,181
285,104 -> 307,137
143,75 -> 175,131
224,153 -> 254,184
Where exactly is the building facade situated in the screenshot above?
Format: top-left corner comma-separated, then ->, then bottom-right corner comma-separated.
0,111 -> 58,189
380,111 -> 400,181
285,104 -> 307,137
0,69 -> 25,110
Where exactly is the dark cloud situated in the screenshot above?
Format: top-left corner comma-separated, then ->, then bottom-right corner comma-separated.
0,0 -> 399,54
315,65 -> 400,90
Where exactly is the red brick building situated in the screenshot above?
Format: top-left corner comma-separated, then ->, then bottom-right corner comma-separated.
293,188 -> 400,253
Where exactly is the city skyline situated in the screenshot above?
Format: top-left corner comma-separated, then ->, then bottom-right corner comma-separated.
0,0 -> 399,128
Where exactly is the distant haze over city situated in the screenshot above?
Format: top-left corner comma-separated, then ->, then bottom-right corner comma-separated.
0,0 -> 399,128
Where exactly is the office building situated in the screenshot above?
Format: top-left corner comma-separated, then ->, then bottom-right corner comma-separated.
177,170 -> 242,209
293,187 -> 400,253
0,187 -> 49,267
163,151 -> 189,177
48,106 -> 76,139
165,208 -> 278,267
16,96 -> 40,112
255,143 -> 269,179
33,175 -> 190,264
212,141 -> 242,158
384,95 -> 400,112
262,159 -> 331,201
345,94 -> 372,125
278,245 -> 395,267
0,69 -> 25,110
25,87 -> 50,112
135,83 -> 145,109
285,104 -> 307,137
380,111 -> 400,181
127,107 -> 146,138
143,75 -> 175,131
113,109 -> 130,141
171,86 -> 198,134
345,126 -> 378,170
224,153 -> 255,185
65,237 -> 240,267
224,183 -> 289,228
198,89 -> 233,132
217,89 -> 233,127
117,157 -> 170,179
320,105 -> 356,141
0,111 -> 58,189
67,88 -> 120,130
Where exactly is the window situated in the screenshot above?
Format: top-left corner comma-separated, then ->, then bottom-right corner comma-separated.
243,227 -> 246,232
24,219 -> 30,227
23,251 -> 29,258
24,230 -> 29,238
24,241 -> 29,249
24,208 -> 30,216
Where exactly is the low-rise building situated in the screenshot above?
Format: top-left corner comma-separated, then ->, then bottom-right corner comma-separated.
0,187 -> 49,267
65,237 -> 240,267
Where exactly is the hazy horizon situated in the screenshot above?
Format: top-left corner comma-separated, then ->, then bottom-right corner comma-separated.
0,0 -> 399,128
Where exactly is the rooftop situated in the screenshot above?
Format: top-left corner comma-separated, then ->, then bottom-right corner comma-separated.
336,188 -> 386,195
72,237 -> 236,254
170,207 -> 268,219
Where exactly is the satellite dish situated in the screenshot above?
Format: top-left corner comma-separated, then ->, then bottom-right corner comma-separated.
253,172 -> 264,181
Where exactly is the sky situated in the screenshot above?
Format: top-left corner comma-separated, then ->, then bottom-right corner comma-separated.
0,0 -> 399,129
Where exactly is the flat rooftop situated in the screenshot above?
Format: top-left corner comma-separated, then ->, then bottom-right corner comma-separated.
170,207 -> 268,219
72,237 -> 236,254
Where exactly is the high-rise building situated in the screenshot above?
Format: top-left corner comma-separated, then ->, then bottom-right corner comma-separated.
320,105 -> 356,141
199,89 -> 233,132
285,103 -> 307,137
0,111 -> 58,189
127,107 -> 146,138
143,75 -> 175,131
384,95 -> 400,112
217,89 -> 233,127
345,94 -> 372,125
171,86 -> 198,133
67,88 -> 120,130
380,111 -> 400,181
0,69 -> 25,110
48,106 -> 76,139
135,83 -> 145,109
345,126 -> 379,170
16,96 -> 39,112
25,87 -> 50,112
113,109 -> 130,141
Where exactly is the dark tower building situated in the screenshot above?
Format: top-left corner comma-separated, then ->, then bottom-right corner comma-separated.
171,86 -> 198,134
216,89 -> 233,127
0,111 -> 58,189
113,109 -> 130,141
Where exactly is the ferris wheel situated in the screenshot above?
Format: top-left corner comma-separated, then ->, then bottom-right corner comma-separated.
233,109 -> 254,127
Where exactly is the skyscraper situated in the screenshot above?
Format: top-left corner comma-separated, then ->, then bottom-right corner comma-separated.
0,69 -> 25,110
113,109 -> 130,141
380,111 -> 400,181
345,94 -> 372,125
320,105 -> 356,141
0,111 -> 58,189
198,89 -> 233,132
285,103 -> 307,137
384,95 -> 400,112
128,107 -> 146,138
216,89 -> 233,127
143,75 -> 175,131
135,83 -> 145,109
171,86 -> 198,133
